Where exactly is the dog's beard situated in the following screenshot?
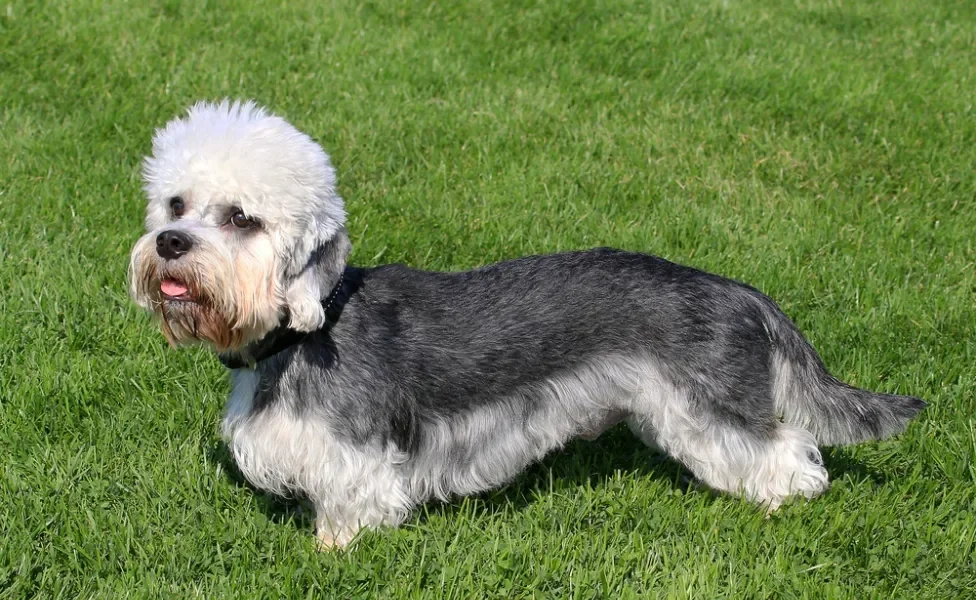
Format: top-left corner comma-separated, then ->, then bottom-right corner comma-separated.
158,300 -> 243,350
129,233 -> 282,352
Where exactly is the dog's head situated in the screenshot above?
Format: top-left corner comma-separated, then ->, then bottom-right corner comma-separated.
128,100 -> 350,351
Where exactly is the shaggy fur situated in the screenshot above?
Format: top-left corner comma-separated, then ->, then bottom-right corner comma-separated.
129,100 -> 925,548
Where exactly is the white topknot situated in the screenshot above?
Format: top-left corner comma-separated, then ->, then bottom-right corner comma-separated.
142,99 -> 346,275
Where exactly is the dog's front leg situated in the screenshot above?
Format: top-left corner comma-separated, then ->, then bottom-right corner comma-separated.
311,499 -> 405,551
308,459 -> 414,551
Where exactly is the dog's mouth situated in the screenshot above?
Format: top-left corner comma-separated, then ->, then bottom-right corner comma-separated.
160,278 -> 194,302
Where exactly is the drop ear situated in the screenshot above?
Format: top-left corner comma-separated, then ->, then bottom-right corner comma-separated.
284,228 -> 352,332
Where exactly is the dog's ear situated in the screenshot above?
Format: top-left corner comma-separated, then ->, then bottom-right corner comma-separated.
282,226 -> 351,332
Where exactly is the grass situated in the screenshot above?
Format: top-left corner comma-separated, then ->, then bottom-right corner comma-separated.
1,0 -> 975,597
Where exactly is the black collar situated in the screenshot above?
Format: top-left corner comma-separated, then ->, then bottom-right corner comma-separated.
218,267 -> 361,370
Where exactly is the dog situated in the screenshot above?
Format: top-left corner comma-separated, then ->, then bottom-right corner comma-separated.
129,100 -> 925,549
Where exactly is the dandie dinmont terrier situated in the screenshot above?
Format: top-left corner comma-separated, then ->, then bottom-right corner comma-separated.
129,100 -> 925,548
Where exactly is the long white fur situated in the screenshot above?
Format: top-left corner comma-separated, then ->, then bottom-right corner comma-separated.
223,369 -> 414,546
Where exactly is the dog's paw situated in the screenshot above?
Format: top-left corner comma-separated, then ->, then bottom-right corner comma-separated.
315,525 -> 357,551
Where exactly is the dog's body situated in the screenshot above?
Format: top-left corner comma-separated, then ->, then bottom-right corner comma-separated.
129,101 -> 924,548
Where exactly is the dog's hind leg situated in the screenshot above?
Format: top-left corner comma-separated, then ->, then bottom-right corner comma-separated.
626,372 -> 829,509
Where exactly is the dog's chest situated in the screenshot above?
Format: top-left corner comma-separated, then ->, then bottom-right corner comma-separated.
220,369 -> 337,496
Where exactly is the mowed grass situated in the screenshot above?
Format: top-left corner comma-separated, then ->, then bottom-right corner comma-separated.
1,0 -> 975,597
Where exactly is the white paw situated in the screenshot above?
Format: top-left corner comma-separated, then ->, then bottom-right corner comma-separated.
315,524 -> 357,551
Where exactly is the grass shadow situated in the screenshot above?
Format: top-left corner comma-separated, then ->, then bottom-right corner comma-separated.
205,441 -> 316,531
820,446 -> 890,486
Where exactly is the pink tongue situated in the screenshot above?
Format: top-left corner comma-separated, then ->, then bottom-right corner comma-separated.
161,279 -> 189,297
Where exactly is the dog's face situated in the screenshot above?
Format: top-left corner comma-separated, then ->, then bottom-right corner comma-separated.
129,101 -> 347,351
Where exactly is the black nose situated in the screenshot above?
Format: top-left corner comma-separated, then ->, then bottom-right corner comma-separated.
156,230 -> 194,260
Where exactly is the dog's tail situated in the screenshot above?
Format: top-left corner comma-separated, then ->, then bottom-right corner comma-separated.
759,299 -> 925,446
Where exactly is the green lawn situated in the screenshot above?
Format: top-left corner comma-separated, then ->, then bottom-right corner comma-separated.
2,0 -> 975,597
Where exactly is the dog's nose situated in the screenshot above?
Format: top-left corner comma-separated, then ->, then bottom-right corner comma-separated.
156,230 -> 194,260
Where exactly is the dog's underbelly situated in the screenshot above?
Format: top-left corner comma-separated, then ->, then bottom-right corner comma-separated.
220,354 -> 684,520
399,355 -> 670,501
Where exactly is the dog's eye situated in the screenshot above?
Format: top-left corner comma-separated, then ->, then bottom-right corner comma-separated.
230,210 -> 255,229
170,197 -> 185,218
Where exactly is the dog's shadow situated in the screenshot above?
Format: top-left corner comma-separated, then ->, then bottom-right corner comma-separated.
417,427 -> 690,525
204,428 -> 889,532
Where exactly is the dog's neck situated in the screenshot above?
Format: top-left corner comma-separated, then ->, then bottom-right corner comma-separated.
218,266 -> 362,370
